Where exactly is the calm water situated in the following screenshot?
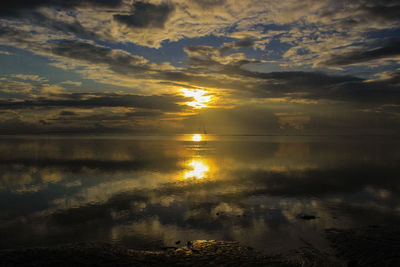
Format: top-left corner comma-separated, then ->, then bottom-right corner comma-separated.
0,135 -> 399,253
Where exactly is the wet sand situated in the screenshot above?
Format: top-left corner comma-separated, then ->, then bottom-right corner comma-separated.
326,226 -> 400,266
1,226 -> 399,266
0,240 -> 338,266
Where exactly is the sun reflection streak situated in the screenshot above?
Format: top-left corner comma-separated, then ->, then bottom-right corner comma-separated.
184,159 -> 209,179
192,134 -> 202,142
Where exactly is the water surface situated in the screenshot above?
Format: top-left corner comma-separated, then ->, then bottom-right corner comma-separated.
1,135 -> 399,253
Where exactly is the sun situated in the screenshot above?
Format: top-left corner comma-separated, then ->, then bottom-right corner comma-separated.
192,134 -> 202,142
181,88 -> 211,109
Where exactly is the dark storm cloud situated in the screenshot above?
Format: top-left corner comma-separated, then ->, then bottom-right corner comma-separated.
0,0 -> 122,17
51,110 -> 163,124
0,118 -> 40,134
320,38 -> 400,66
113,2 -> 174,29
0,15 -> 99,43
0,25 -> 32,41
219,38 -> 255,54
247,71 -> 400,105
0,93 -> 187,112
180,43 -> 400,106
233,38 -> 255,49
183,44 -> 259,75
186,38 -> 255,59
0,12 -> 100,41
125,110 -> 163,117
51,40 -> 233,88
184,45 -> 220,67
32,12 -> 100,38
251,71 -> 362,85
3,36 -> 385,111
51,40 -> 157,75
4,37 -> 398,118
50,39 -> 400,107
359,1 -> 400,22
317,0 -> 400,24
59,111 -> 77,116
185,45 -> 216,54
0,1 -> 122,40
52,40 -> 145,66
0,121 -> 108,135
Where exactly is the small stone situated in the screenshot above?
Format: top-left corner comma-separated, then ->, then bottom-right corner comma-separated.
175,241 -> 181,245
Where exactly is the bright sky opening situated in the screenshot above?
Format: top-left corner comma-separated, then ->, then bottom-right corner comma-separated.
181,89 -> 211,109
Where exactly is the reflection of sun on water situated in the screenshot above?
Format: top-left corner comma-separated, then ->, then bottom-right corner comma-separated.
184,159 -> 209,179
181,88 -> 211,109
192,134 -> 202,142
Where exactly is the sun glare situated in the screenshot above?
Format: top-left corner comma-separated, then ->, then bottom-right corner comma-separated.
181,88 -> 211,109
192,134 -> 202,142
184,159 -> 209,179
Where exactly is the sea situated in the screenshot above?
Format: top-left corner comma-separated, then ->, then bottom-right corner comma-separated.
0,135 -> 399,254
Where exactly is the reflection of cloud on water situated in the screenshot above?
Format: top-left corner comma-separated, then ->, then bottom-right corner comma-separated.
1,172 -> 400,251
110,216 -> 221,249
0,167 -> 64,193
275,143 -> 310,158
365,186 -> 392,199
212,203 -> 243,217
1,137 -> 400,251
51,171 -> 181,210
184,159 -> 209,179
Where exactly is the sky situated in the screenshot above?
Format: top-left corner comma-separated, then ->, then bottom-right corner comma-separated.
0,0 -> 399,135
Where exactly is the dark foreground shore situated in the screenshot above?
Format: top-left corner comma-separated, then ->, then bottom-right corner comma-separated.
0,240 -> 337,267
1,227 -> 399,266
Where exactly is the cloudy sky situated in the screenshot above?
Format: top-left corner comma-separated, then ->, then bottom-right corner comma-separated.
0,0 -> 399,135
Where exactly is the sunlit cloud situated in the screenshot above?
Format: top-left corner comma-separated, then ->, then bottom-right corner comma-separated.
0,0 -> 399,134
181,88 -> 212,109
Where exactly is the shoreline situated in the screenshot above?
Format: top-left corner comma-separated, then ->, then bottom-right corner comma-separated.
2,226 -> 400,266
0,240 -> 339,267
